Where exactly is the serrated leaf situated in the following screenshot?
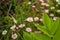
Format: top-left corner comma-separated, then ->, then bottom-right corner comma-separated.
53,22 -> 60,40
51,19 -> 59,35
31,32 -> 51,40
34,23 -> 52,37
23,32 -> 34,40
43,13 -> 52,31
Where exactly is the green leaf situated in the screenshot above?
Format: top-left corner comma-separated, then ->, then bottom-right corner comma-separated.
43,13 -> 52,31
4,35 -> 10,40
31,32 -> 51,40
34,23 -> 52,37
51,19 -> 59,35
13,0 -> 16,6
53,22 -> 60,40
23,32 -> 34,40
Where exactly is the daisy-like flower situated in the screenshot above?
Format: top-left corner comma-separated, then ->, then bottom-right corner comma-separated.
45,9 -> 49,13
32,5 -> 36,8
19,24 -> 25,28
10,25 -> 16,31
50,13 -> 54,17
26,27 -> 32,32
53,17 -> 57,20
45,3 -> 49,7
40,18 -> 43,22
41,3 -> 46,6
12,33 -> 17,39
57,10 -> 60,12
2,30 -> 7,35
51,7 -> 55,10
28,2 -> 31,4
34,17 -> 39,21
25,17 -> 33,22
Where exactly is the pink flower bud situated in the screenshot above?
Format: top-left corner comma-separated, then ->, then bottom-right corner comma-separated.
15,27 -> 19,30
32,5 -> 36,8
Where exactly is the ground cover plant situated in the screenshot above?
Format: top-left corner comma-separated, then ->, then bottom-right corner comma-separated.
0,0 -> 60,40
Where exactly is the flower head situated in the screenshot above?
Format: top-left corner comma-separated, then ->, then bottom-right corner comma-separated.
26,27 -> 32,32
2,30 -> 7,35
12,33 -> 17,39
53,17 -> 57,20
39,0 -> 44,3
28,2 -> 31,4
34,17 -> 39,21
50,13 -> 54,17
40,18 -> 43,22
10,25 -> 16,31
45,9 -> 49,13
25,17 -> 33,22
19,24 -> 25,28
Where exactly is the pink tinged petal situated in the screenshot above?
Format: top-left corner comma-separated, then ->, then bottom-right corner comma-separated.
26,28 -> 32,32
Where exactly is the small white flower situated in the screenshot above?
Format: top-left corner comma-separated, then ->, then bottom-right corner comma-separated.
10,25 -> 16,31
53,17 -> 57,20
45,3 -> 49,7
39,0 -> 44,3
12,33 -> 17,39
34,17 -> 39,21
19,24 -> 25,28
56,0 -> 60,4
51,7 -> 55,10
57,10 -> 60,12
45,9 -> 49,13
32,5 -> 36,8
25,17 -> 33,22
41,3 -> 46,6
26,27 -> 32,32
2,30 -> 7,35
50,13 -> 54,17
40,18 -> 43,22
28,2 -> 31,4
